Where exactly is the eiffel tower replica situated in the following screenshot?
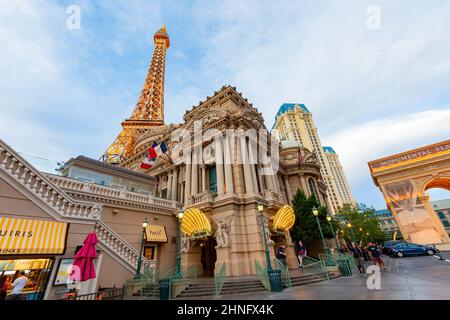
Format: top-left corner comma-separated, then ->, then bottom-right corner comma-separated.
102,26 -> 170,164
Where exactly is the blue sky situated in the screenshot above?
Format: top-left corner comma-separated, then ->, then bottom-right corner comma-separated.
1,0 -> 450,208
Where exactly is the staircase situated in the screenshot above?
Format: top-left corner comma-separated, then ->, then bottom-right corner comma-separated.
177,276 -> 266,298
0,138 -> 152,275
289,269 -> 340,287
176,270 -> 340,298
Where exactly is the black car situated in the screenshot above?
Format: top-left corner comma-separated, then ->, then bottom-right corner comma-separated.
390,242 -> 439,258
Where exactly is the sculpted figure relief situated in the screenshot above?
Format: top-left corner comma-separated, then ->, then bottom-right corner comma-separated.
181,235 -> 190,253
213,216 -> 233,248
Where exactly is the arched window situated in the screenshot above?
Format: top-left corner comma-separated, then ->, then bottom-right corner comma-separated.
308,178 -> 318,199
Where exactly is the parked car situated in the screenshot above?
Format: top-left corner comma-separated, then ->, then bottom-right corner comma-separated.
382,240 -> 405,255
390,242 -> 439,258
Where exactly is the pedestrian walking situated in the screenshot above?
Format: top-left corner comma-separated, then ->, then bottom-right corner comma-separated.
276,245 -> 288,266
368,242 -> 385,271
352,242 -> 366,275
297,240 -> 307,268
8,271 -> 28,300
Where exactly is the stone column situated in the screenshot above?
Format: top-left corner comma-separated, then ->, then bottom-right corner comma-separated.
247,141 -> 259,193
240,138 -> 254,193
284,175 -> 293,205
216,138 -> 225,195
171,166 -> 178,201
256,166 -> 264,193
264,173 -> 273,192
299,174 -> 309,196
167,171 -> 173,200
272,174 -> 280,194
201,165 -> 207,192
180,181 -> 184,204
223,137 -> 234,194
184,162 -> 191,205
191,150 -> 198,195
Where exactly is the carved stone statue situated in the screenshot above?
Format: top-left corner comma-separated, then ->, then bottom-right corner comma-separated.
263,217 -> 274,245
90,205 -> 102,219
181,235 -> 190,253
213,216 -> 233,248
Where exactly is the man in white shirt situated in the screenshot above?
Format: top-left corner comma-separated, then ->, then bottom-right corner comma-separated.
9,271 -> 28,300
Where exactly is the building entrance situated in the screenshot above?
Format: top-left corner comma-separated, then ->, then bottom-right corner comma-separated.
200,237 -> 217,277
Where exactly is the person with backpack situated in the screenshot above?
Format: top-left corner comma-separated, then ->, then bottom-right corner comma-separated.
352,242 -> 366,275
297,240 -> 307,268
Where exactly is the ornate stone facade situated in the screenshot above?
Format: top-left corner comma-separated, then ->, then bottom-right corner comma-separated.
119,86 -> 329,276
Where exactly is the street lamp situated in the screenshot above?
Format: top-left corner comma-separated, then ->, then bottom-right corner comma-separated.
257,201 -> 272,271
176,207 -> 184,278
313,207 -> 329,254
326,215 -> 340,252
347,222 -> 356,243
135,217 -> 149,279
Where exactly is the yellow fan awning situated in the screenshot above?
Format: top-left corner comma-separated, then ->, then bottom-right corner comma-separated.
181,208 -> 211,239
0,217 -> 68,255
272,205 -> 295,232
145,225 -> 168,243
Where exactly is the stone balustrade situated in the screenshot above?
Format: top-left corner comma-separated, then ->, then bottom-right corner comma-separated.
94,221 -> 152,273
0,143 -> 102,221
46,173 -> 178,210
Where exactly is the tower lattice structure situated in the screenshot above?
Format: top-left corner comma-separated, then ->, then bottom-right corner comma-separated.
103,26 -> 170,164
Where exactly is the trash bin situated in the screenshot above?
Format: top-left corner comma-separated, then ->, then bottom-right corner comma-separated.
159,278 -> 171,300
337,258 -> 352,277
267,269 -> 283,292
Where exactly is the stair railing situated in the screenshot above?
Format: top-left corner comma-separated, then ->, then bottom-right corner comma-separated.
273,258 -> 291,288
303,256 -> 329,280
214,262 -> 227,296
319,253 -> 338,267
254,260 -> 271,292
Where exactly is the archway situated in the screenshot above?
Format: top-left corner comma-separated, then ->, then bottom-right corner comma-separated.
200,237 -> 217,277
425,178 -> 450,238
369,139 -> 450,245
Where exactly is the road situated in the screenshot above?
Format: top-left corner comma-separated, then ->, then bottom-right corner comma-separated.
205,253 -> 450,300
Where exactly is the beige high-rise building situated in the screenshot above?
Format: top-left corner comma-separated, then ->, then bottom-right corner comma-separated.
323,146 -> 355,209
272,103 -> 355,213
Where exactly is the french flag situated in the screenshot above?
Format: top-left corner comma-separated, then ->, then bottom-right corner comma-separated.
140,142 -> 168,169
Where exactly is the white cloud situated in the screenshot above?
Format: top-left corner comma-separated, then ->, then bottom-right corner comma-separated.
325,108 -> 450,206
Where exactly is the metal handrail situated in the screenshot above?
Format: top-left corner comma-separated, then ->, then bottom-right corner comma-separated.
215,262 -> 227,296
273,258 -> 291,288
60,288 -> 124,300
303,256 -> 329,280
255,260 -> 271,292
319,253 -> 338,267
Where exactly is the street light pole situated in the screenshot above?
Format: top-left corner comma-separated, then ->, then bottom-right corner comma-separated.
347,222 -> 356,243
135,218 -> 149,279
313,207 -> 329,254
326,215 -> 340,252
257,201 -> 272,271
176,207 -> 184,278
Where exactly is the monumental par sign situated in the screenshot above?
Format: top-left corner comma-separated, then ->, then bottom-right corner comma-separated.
369,140 -> 450,174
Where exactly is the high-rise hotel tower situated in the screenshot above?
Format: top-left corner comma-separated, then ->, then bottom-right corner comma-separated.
272,103 -> 355,213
